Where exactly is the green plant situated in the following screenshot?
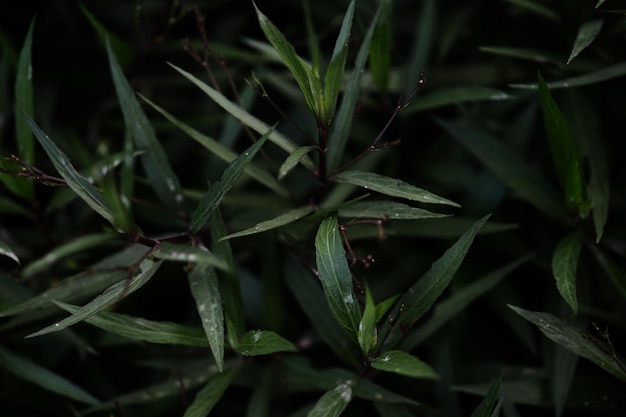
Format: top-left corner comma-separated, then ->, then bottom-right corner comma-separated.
1,1 -> 625,416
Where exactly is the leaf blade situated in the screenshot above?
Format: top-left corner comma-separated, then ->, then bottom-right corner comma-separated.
236,330 -> 298,356
371,350 -> 438,379
551,232 -> 582,313
221,206 -> 314,240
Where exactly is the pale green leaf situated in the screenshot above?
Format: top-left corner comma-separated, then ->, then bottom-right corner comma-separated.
567,20 -> 603,65
509,305 -> 626,381
236,330 -> 297,356
188,264 -> 224,371
315,215 -> 362,339
278,146 -> 316,180
371,350 -> 437,379
183,366 -> 238,417
189,132 -> 269,233
552,232 -> 582,313
154,242 -> 229,272
170,63 -> 315,172
307,380 -> 355,417
339,200 -> 448,220
0,345 -> 100,405
0,240 -> 20,264
107,40 -> 183,208
332,170 -> 459,207
221,206 -> 314,240
55,302 -> 209,347
26,259 -> 161,337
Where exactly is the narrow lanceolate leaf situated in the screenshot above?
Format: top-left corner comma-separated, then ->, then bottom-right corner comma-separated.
253,2 -> 317,115
315,215 -> 362,340
183,365 -> 238,417
221,206 -> 314,240
383,215 -> 489,349
436,118 -> 565,220
369,6 -> 392,93
107,40 -> 183,208
189,131 -> 269,233
509,306 -> 626,381
153,242 -> 229,272
332,170 -> 460,207
405,86 -> 510,113
26,259 -> 162,338
278,146 -> 316,180
371,350 -> 437,379
0,240 -> 20,264
510,61 -> 626,90
358,283 -> 378,355
327,2 -> 383,172
552,232 -> 583,313
0,345 -> 100,406
24,115 -> 115,225
188,264 -> 224,371
469,373 -> 503,417
140,94 -> 289,198
537,71 -> 588,215
169,63 -> 315,172
339,201 -> 448,220
79,3 -> 134,68
567,20 -> 603,65
55,302 -> 209,347
14,18 -> 35,199
236,330 -> 297,356
307,380 -> 355,417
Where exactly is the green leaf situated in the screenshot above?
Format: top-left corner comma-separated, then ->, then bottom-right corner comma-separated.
183,365 -> 238,417
369,5 -> 392,93
371,350 -> 437,379
537,71 -> 587,215
510,61 -> 626,89
405,86 -> 510,113
358,282 -> 378,355
469,373 -> 503,417
253,2 -> 319,117
327,1 -> 383,172
55,301 -> 209,347
188,264 -> 225,371
509,305 -> 626,381
315,215 -> 362,340
552,232 -> 583,313
567,20 -> 603,65
107,40 -> 184,208
189,131 -> 269,233
26,258 -> 161,337
307,380 -> 355,417
140,94 -> 289,198
0,240 -> 20,264
436,118 -> 565,220
479,45 -> 565,67
13,18 -> 35,199
21,233 -> 115,279
332,170 -> 459,207
169,63 -> 316,172
339,200 -> 449,220
504,0 -> 560,21
383,215 -> 489,349
153,242 -> 229,272
221,206 -> 314,240
236,330 -> 297,356
586,243 -> 626,300
400,256 -> 531,351
0,345 -> 100,405
24,115 -> 116,225
278,145 -> 316,180
79,3 -> 134,68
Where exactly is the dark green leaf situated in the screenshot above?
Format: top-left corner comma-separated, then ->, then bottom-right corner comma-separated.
154,242 -> 229,272
371,350 -> 438,379
509,305 -> 626,381
0,240 -> 20,264
567,20 -> 604,65
369,5 -> 392,93
479,46 -> 565,67
236,330 -> 297,356
332,170 -> 459,207
183,365 -> 238,417
221,206 -> 314,240
25,115 -> 115,225
469,373 -> 503,417
55,301 -> 209,347
505,0 -> 560,20
315,215 -> 361,340
0,345 -> 100,405
26,259 -> 161,337
107,40 -> 183,208
79,3 -> 134,68
510,61 -> 626,89
339,200 -> 448,220
188,264 -> 225,371
551,232 -> 582,313
537,71 -> 588,215
586,243 -> 626,300
358,282 -> 378,355
405,86 -> 510,113
307,380 -> 355,417
279,146 -> 316,180
189,131 -> 269,233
